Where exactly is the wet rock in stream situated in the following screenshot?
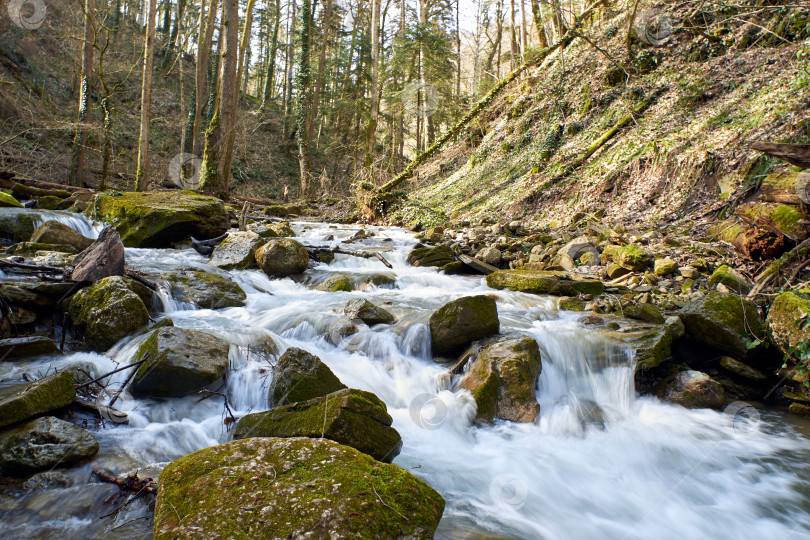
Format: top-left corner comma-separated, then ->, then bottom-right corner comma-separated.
0,416 -> 98,473
270,347 -> 347,405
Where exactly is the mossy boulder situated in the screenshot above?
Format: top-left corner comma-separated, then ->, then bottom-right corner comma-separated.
708,265 -> 752,295
255,238 -> 309,277
486,269 -> 605,296
0,372 -> 76,429
623,303 -> 665,324
558,297 -> 586,311
680,292 -> 764,359
407,244 -> 455,267
89,191 -> 230,248
0,336 -> 59,360
0,281 -> 68,310
270,347 -> 347,406
344,298 -> 395,325
68,276 -> 150,351
208,231 -> 262,270
315,273 -> 353,292
35,196 -> 62,210
654,258 -> 677,277
613,244 -> 652,271
249,221 -> 295,238
0,416 -> 98,473
767,292 -> 810,360
235,388 -> 401,463
736,202 -> 808,241
165,271 -> 247,309
459,336 -> 543,423
7,242 -> 79,255
655,370 -> 726,409
0,191 -> 22,208
0,208 -> 37,241
130,327 -> 231,398
29,220 -> 93,251
153,437 -> 444,539
430,295 -> 500,355
630,325 -> 675,372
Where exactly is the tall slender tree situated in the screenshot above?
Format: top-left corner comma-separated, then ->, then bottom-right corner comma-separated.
295,0 -> 312,196
135,0 -> 158,191
69,0 -> 96,187
364,0 -> 381,168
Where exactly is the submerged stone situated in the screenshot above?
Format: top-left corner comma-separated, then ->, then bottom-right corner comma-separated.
315,273 -> 353,292
656,370 -> 726,409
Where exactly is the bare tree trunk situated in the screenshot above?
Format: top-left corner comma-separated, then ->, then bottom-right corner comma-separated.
509,0 -> 517,69
396,0 -> 405,161
261,0 -> 281,109
193,0 -> 219,156
364,0 -> 380,167
531,0 -> 548,47
520,0 -> 528,55
135,0 -> 157,191
455,0 -> 461,97
295,0 -> 312,197
309,0 -> 334,142
69,0 -> 95,187
199,0 -> 239,196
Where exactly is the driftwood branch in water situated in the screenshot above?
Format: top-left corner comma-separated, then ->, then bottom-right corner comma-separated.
75,355 -> 150,390
124,269 -> 158,291
191,233 -> 229,256
306,246 -> 393,269
0,258 -> 67,275
93,464 -> 157,494
74,396 -> 129,424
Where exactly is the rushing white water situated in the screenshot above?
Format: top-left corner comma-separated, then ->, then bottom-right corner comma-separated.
2,219 -> 810,539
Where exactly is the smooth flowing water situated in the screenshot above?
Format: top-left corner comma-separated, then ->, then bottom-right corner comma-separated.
2,217 -> 810,540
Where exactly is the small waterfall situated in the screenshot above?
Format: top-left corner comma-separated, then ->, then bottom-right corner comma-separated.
30,209 -> 101,238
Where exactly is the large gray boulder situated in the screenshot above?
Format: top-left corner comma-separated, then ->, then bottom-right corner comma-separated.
344,298 -> 395,325
130,327 -> 231,398
153,437 -> 444,540
458,336 -> 543,423
271,347 -> 346,405
429,295 -> 500,355
164,271 -> 246,309
0,372 -> 76,429
235,388 -> 401,463
209,231 -> 262,270
0,336 -> 59,360
0,417 -> 98,473
255,238 -> 309,277
68,276 -> 150,351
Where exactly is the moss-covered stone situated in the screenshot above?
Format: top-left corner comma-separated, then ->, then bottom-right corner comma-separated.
7,242 -> 79,255
767,292 -> 810,360
613,244 -> 652,271
0,191 -> 23,208
255,238 -> 309,277
631,325 -> 675,372
35,196 -> 62,210
736,202 -> 807,240
68,276 -> 150,350
558,297 -> 586,311
344,298 -> 395,325
407,244 -> 455,267
235,388 -> 400,463
0,372 -> 76,429
487,269 -> 605,296
708,265 -> 752,295
0,208 -> 37,242
654,258 -> 677,277
0,336 -> 59,360
654,370 -> 726,409
430,295 -> 500,355
153,437 -> 444,539
89,191 -> 230,248
29,220 -> 93,251
209,231 -> 262,270
165,271 -> 247,309
271,347 -> 347,405
624,303 -> 665,324
0,416 -> 98,473
459,336 -> 543,423
130,327 -> 231,398
680,292 -> 764,359
315,273 -> 353,292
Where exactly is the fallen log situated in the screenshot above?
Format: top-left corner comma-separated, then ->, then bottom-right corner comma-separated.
191,233 -> 228,256
0,176 -> 72,199
92,464 -> 157,494
124,269 -> 158,291
0,258 -> 67,275
306,246 -> 393,269
751,141 -> 810,169
231,194 -> 285,208
70,226 -> 126,282
74,395 -> 129,424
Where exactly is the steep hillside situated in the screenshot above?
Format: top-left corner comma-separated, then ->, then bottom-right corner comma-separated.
392,1 -> 809,242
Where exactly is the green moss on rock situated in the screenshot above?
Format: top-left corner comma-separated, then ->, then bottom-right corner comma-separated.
315,273 -> 353,292
154,437 -> 444,539
271,347 -> 347,405
487,269 -> 605,296
255,238 -> 309,277
407,244 -> 455,267
680,292 -> 764,358
430,295 -> 500,355
767,292 -> 810,360
0,372 -> 76,429
708,265 -> 752,294
0,192 -> 23,208
165,271 -> 247,309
